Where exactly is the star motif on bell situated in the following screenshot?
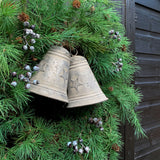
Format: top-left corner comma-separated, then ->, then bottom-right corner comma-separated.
52,60 -> 60,74
60,68 -> 69,87
70,73 -> 83,92
40,62 -> 48,72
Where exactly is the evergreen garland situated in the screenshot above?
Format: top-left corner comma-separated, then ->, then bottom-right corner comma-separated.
0,0 -> 145,159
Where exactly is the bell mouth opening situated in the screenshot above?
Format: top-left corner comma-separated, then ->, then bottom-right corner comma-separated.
30,83 -> 69,103
67,94 -> 108,108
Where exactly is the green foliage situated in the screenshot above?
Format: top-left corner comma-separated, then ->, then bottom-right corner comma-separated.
0,40 -> 21,78
0,0 -> 20,37
0,0 -> 145,159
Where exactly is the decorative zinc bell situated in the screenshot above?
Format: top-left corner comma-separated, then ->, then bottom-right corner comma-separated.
67,55 -> 108,108
30,46 -> 70,103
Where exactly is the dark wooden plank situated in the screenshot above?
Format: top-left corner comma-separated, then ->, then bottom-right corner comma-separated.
135,145 -> 160,160
137,102 -> 160,127
135,0 -> 160,12
124,122 -> 135,160
135,56 -> 160,77
135,134 -> 150,154
135,4 -> 160,33
125,0 -> 135,53
113,0 -> 126,159
124,0 -> 135,160
150,125 -> 160,146
135,30 -> 160,55
135,80 -> 160,101
135,125 -> 160,158
134,1 -> 160,160
112,1 -> 126,159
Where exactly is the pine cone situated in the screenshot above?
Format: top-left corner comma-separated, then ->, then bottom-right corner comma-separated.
108,87 -> 114,91
112,144 -> 120,152
90,6 -> 95,12
18,12 -> 30,22
16,37 -> 23,44
73,0 -> 81,9
121,44 -> 126,52
32,57 -> 38,61
51,27 -> 57,32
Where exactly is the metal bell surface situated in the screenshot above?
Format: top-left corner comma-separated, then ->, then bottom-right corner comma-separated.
67,55 -> 108,108
30,46 -> 70,103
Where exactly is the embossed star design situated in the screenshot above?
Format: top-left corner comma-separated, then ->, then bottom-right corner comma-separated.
70,74 -> 83,92
52,60 -> 59,74
60,68 -> 68,87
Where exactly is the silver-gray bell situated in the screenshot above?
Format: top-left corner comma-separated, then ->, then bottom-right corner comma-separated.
30,46 -> 70,103
67,55 -> 108,108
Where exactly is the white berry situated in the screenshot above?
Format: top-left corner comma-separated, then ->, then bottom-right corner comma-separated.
67,142 -> 72,147
100,127 -> 104,131
79,148 -> 84,154
119,58 -> 122,62
115,31 -> 119,35
32,33 -> 36,38
113,35 -> 117,39
24,65 -> 31,71
98,121 -> 103,126
23,77 -> 30,83
79,138 -> 83,143
119,63 -> 123,67
26,72 -> 32,78
33,66 -> 39,71
29,29 -> 34,34
36,34 -> 40,39
25,83 -> 31,89
11,81 -> 17,87
85,146 -> 90,153
12,72 -> 17,77
73,141 -> 78,146
75,146 -> 78,151
19,74 -> 25,80
116,68 -> 119,72
23,45 -> 28,50
33,80 -> 39,85
109,30 -> 114,35
30,46 -> 35,51
93,118 -> 98,123
23,21 -> 29,27
31,39 -> 36,44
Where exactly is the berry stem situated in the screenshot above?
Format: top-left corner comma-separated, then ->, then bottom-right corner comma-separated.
23,35 -> 30,47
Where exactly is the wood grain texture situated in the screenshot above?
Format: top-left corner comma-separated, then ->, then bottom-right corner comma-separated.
135,30 -> 160,55
135,79 -> 160,101
134,0 -> 160,159
135,0 -> 160,12
135,146 -> 160,160
135,124 -> 160,158
135,5 -> 160,33
124,0 -> 135,160
137,100 -> 160,128
135,54 -> 160,77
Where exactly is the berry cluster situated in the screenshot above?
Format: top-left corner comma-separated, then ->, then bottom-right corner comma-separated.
113,58 -> 123,72
22,21 -> 40,52
67,138 -> 90,154
89,117 -> 104,131
109,30 -> 121,41
11,65 -> 39,89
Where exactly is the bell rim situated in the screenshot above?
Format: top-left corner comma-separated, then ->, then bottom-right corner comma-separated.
67,94 -> 108,108
30,84 -> 69,103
